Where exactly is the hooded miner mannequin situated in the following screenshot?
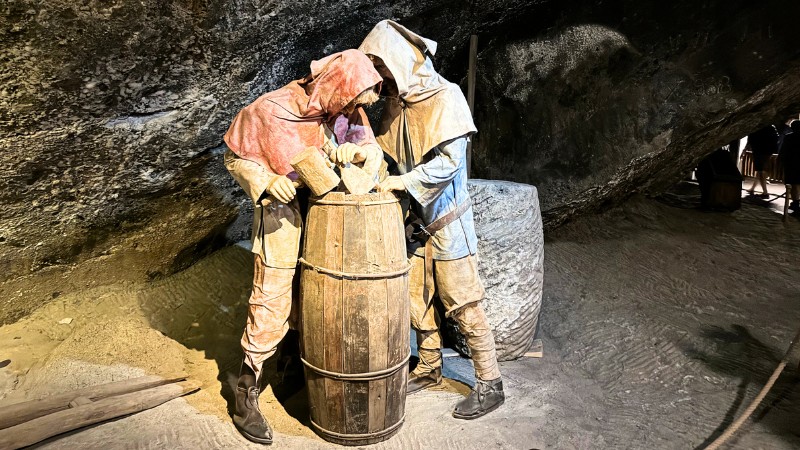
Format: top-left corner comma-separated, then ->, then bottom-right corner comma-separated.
360,20 -> 504,419
223,49 -> 383,444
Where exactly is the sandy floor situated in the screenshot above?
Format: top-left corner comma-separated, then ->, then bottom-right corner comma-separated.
1,192 -> 800,449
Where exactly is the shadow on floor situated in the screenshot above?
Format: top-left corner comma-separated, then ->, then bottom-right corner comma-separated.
136,246 -> 310,429
680,325 -> 800,449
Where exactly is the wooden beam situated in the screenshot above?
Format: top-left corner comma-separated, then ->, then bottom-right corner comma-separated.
0,380 -> 199,449
466,34 -> 478,178
524,339 -> 544,358
0,375 -> 185,430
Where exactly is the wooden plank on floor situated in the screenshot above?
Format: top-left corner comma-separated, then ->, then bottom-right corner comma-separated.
0,375 -> 186,430
0,381 -> 199,449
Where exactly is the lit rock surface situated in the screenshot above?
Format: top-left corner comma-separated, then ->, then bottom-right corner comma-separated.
2,0 -> 800,324
0,0 -> 519,324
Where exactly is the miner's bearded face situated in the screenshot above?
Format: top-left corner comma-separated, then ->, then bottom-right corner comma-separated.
340,84 -> 381,116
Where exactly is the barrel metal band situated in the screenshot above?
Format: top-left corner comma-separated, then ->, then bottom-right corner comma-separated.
310,414 -> 405,441
310,198 -> 399,206
298,257 -> 411,280
300,353 -> 410,381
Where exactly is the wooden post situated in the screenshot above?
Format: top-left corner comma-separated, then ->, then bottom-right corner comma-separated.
290,146 -> 341,196
0,376 -> 186,430
466,34 -> 478,178
0,381 -> 199,449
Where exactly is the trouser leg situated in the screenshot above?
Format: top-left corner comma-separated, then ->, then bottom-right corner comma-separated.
451,303 -> 501,381
241,255 -> 295,381
435,255 -> 501,381
435,254 -> 504,419
451,305 -> 505,419
408,254 -> 442,373
416,330 -> 443,373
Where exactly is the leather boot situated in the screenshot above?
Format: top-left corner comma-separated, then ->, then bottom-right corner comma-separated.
233,361 -> 273,444
407,366 -> 442,394
452,377 -> 505,420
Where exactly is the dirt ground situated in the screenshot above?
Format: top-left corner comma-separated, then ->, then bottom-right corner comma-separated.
2,190 -> 800,449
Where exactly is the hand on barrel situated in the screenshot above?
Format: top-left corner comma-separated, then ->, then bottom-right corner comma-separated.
377,176 -> 406,193
330,142 -> 367,165
267,176 -> 297,203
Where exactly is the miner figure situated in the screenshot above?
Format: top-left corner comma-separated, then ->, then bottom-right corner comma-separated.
222,50 -> 383,444
360,20 -> 505,419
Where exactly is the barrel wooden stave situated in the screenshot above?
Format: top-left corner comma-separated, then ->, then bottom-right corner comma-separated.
300,191 -> 409,446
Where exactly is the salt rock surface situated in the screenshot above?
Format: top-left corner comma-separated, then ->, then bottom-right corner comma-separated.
444,179 -> 544,361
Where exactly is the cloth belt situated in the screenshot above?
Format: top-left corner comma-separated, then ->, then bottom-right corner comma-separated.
420,199 -> 472,305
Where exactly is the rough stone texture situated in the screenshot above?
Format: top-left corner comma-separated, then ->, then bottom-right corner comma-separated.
442,179 -> 544,361
3,0 -> 800,324
470,0 -> 800,229
0,0 -> 533,324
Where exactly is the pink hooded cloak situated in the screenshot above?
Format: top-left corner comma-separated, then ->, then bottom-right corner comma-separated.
223,49 -> 383,178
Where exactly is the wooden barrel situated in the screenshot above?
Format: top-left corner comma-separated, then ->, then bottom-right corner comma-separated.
299,191 -> 410,446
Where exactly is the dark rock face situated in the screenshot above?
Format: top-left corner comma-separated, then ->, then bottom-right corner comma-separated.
2,0 -> 799,323
470,0 -> 800,228
0,0 -> 512,323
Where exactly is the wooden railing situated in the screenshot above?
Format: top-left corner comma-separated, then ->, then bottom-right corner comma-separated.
740,151 -> 784,183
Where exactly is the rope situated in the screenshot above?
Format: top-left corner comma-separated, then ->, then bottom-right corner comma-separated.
297,257 -> 411,280
704,326 -> 800,450
300,353 -> 410,381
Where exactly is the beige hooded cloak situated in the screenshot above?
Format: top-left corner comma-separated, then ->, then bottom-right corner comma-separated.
358,20 -> 477,171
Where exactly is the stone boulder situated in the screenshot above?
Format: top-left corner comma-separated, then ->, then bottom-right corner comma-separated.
442,179 -> 544,361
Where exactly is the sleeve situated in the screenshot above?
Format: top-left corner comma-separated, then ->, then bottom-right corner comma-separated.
224,149 -> 278,204
399,136 -> 467,207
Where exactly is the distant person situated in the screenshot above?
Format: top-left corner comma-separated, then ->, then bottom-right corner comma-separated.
778,121 -> 792,148
778,118 -> 800,213
745,125 -> 780,198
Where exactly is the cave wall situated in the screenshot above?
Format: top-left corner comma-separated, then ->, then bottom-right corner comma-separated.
0,0 -> 530,323
2,0 -> 799,323
468,0 -> 800,227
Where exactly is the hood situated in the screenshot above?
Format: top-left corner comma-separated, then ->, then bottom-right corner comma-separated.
358,20 -> 476,168
303,49 -> 383,118
223,49 -> 381,176
358,19 -> 447,103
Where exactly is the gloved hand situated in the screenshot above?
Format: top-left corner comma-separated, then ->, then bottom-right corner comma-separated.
266,176 -> 296,203
377,175 -> 406,193
330,142 -> 367,165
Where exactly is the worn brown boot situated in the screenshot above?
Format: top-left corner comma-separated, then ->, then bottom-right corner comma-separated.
452,377 -> 505,420
233,361 -> 273,444
407,366 -> 442,394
